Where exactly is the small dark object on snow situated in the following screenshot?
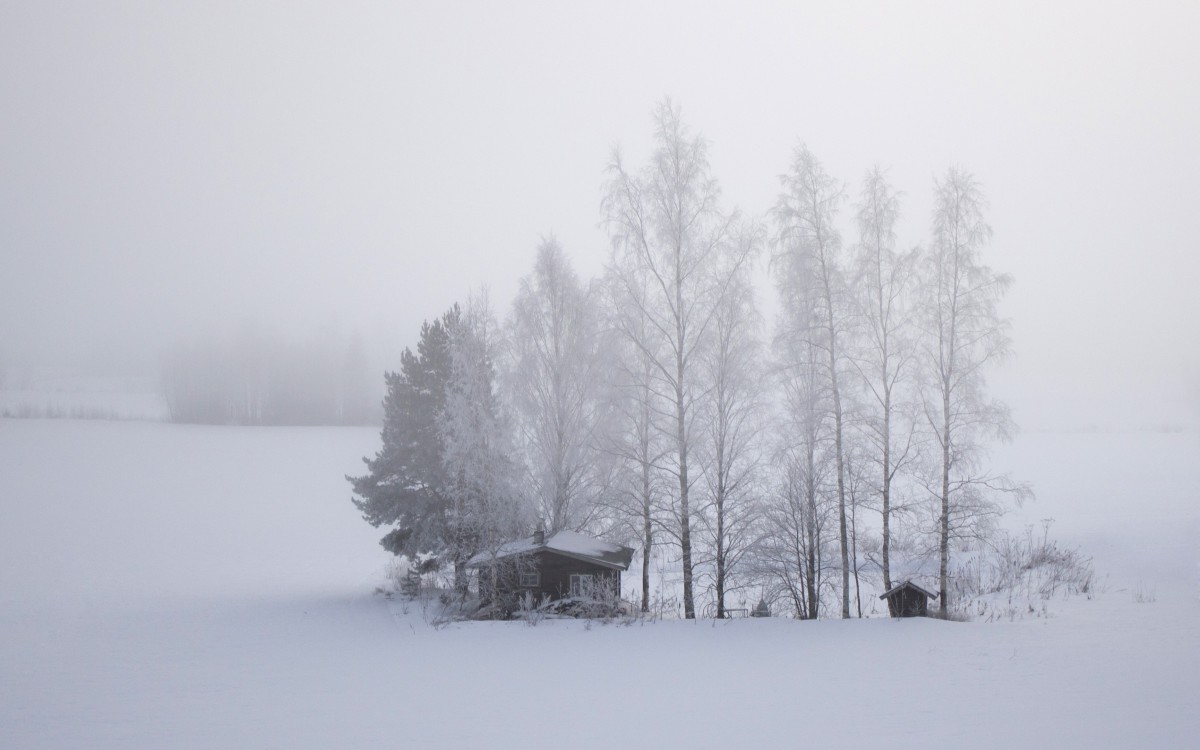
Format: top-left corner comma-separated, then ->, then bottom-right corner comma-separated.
751,599 -> 771,618
879,580 -> 938,618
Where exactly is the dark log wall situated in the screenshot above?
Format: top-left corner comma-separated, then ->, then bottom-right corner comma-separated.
478,550 -> 623,615
531,551 -> 621,600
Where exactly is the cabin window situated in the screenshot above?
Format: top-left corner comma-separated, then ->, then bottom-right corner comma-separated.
569,574 -> 593,596
519,572 -> 539,587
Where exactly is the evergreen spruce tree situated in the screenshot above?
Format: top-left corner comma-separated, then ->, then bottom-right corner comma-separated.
348,305 -> 460,558
401,565 -> 422,600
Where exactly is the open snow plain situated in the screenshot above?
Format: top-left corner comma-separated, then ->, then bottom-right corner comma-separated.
2,419 -> 1197,749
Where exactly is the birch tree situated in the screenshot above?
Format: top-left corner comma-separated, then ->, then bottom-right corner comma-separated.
698,265 -> 764,618
602,280 -> 670,613
506,238 -> 611,533
850,166 -> 920,592
771,144 -> 855,618
920,168 -> 1025,614
602,99 -> 755,619
753,215 -> 835,620
754,344 -> 836,620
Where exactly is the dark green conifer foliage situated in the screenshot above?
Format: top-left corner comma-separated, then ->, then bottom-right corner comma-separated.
348,305 -> 460,557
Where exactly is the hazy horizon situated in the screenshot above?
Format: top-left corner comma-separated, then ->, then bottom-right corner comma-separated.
3,1 -> 1198,431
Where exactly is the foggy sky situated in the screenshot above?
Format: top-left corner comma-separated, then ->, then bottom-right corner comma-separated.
2,1 -> 1198,430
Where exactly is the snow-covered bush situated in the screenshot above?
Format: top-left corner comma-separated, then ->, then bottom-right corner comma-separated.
946,520 -> 1094,620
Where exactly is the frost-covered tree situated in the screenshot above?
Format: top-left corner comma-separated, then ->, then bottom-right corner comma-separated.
850,166 -> 921,592
754,248 -> 838,620
754,397 -> 836,619
350,296 -> 533,585
771,144 -> 855,618
601,273 -> 671,614
698,265 -> 765,618
843,442 -> 873,617
505,238 -> 612,533
919,169 -> 1026,614
441,293 -> 531,590
603,99 -> 756,619
348,306 -> 458,557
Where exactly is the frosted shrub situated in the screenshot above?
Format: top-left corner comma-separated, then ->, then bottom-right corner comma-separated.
947,520 -> 1094,620
547,578 -> 624,621
384,558 -> 407,595
514,591 -> 551,626
382,556 -> 433,600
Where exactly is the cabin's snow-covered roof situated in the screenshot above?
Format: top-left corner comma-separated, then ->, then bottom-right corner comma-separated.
879,580 -> 938,600
468,530 -> 634,570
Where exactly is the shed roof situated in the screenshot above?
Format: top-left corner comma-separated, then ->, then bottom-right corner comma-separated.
467,530 -> 634,571
879,580 -> 939,600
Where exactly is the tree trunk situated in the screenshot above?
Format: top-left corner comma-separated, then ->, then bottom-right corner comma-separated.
675,258 -> 695,620
939,381 -> 952,615
829,332 -> 850,619
641,461 -> 652,613
939,247 -> 959,617
641,524 -> 651,614
805,533 -> 819,620
454,558 -> 468,595
851,493 -> 862,618
881,382 -> 892,593
804,441 -> 819,620
678,385 -> 694,619
715,491 -> 726,618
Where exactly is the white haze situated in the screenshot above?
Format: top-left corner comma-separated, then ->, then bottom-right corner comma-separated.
1,1 -> 1198,430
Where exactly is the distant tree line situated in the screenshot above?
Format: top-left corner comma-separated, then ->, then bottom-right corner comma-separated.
350,99 -> 1027,618
162,328 -> 375,425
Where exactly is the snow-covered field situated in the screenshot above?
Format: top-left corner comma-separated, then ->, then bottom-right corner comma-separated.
1,419 -> 1196,748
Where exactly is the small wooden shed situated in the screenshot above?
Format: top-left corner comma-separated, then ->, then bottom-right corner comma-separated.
879,580 -> 938,618
468,528 -> 634,616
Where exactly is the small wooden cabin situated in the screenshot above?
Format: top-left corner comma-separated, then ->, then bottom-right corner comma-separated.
468,528 -> 634,616
879,580 -> 939,618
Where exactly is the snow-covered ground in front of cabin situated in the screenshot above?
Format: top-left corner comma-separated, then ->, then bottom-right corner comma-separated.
1,419 -> 1197,749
